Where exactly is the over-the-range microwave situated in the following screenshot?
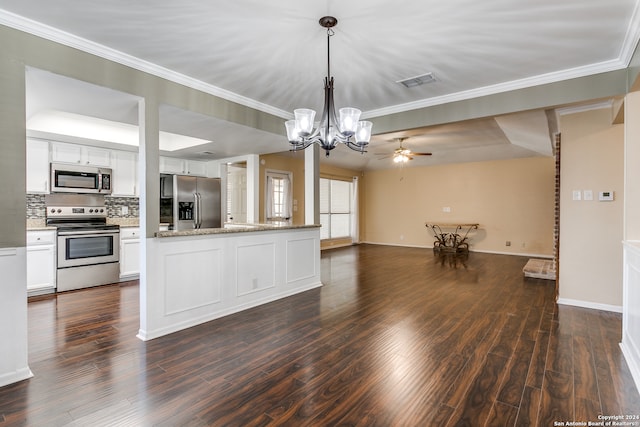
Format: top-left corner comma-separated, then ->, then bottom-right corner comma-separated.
50,163 -> 112,194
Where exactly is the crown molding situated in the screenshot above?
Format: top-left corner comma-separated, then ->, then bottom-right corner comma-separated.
555,100 -> 614,117
0,10 -> 292,120
619,0 -> 640,65
361,59 -> 627,119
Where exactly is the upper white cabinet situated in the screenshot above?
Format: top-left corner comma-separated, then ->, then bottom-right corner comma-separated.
51,142 -> 111,167
185,160 -> 207,177
111,150 -> 138,197
26,138 -> 50,193
160,156 -> 207,176
159,156 -> 184,174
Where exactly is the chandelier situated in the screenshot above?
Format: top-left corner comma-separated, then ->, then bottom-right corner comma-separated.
285,16 -> 373,156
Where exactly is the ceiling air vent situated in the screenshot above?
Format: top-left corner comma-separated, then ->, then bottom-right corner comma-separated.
396,72 -> 436,88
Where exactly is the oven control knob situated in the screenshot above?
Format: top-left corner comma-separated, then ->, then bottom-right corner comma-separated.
90,209 -> 95,213
56,209 -> 62,213
99,209 -> 104,213
50,209 -> 55,213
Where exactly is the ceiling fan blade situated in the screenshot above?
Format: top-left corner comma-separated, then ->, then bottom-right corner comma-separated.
411,152 -> 432,156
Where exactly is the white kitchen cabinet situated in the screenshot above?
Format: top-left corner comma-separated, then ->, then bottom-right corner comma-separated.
26,138 -> 50,193
51,142 -> 111,167
185,160 -> 207,176
160,156 -> 207,176
26,230 -> 56,295
120,227 -> 140,280
159,156 -> 184,174
111,150 -> 138,196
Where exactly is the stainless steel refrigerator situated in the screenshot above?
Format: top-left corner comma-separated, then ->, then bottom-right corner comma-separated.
173,175 -> 222,230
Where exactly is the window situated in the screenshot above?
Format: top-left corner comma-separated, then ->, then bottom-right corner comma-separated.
266,170 -> 292,222
320,178 -> 353,240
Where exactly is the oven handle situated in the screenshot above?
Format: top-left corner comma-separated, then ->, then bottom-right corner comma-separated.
58,229 -> 120,236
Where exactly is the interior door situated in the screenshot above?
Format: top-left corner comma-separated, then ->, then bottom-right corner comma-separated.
227,164 -> 247,223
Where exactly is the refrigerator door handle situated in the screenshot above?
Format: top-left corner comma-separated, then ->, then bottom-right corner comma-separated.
193,192 -> 199,229
196,192 -> 202,228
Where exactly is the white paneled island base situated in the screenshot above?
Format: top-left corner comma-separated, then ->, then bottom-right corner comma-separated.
138,225 -> 321,340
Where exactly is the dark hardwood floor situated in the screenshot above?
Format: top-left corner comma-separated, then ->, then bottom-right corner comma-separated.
1,245 -> 639,426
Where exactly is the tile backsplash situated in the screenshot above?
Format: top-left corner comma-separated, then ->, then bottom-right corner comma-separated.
107,197 -> 140,218
26,194 -> 46,219
26,194 -> 140,219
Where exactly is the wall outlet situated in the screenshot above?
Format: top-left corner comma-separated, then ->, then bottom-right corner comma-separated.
442,207 -> 451,213
121,206 -> 129,215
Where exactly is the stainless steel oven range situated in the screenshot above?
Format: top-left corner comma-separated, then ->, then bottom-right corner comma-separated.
46,205 -> 120,292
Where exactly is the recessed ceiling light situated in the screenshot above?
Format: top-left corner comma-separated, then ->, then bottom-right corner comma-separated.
396,72 -> 436,88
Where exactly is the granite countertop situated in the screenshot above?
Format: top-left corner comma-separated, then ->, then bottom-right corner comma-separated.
26,219 -> 55,230
107,218 -> 140,227
155,223 -> 320,238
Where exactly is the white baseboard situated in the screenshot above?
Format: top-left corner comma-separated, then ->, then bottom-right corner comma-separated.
361,241 -> 554,258
0,367 -> 33,388
557,297 -> 622,313
621,336 -> 640,396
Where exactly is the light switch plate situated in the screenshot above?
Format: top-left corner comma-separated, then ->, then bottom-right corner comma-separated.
572,190 -> 582,201
583,190 -> 593,201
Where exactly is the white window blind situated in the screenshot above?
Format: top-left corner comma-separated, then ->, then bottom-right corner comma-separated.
319,178 -> 352,240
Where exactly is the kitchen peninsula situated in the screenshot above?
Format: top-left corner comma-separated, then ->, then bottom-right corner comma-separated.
139,223 -> 322,341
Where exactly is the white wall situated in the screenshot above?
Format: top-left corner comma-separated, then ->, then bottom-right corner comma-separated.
0,248 -> 32,387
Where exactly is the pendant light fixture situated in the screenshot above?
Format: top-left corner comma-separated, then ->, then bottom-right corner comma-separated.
285,16 -> 373,156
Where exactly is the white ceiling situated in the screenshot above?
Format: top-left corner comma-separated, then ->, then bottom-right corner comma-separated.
5,0 -> 640,169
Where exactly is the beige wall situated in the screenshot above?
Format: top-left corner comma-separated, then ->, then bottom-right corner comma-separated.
258,153 -> 362,222
559,108 -> 624,307
362,157 -> 556,255
625,91 -> 640,240
259,153 -> 306,225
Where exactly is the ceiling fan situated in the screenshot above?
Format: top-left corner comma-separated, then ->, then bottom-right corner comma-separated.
377,137 -> 432,163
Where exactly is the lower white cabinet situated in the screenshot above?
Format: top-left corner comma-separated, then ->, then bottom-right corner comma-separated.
120,227 -> 140,280
26,230 -> 56,295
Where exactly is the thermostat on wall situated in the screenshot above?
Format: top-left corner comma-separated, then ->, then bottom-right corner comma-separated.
599,191 -> 614,201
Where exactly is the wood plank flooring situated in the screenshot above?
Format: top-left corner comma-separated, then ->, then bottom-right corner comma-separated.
1,244 -> 639,426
